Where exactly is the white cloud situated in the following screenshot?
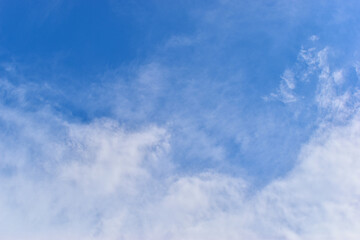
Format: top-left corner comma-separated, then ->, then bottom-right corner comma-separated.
60,120 -> 169,195
282,69 -> 296,90
332,70 -> 344,85
0,82 -> 171,238
354,62 -> 360,80
131,113 -> 360,240
309,35 -> 319,41
266,68 -> 297,103
266,44 -> 360,125
253,115 -> 360,239
1,65 -> 360,240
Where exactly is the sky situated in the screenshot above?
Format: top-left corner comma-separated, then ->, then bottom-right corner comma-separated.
1,0 -> 360,239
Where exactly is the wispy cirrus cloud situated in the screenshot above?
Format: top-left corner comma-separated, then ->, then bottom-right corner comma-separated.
265,68 -> 297,103
267,42 -> 360,124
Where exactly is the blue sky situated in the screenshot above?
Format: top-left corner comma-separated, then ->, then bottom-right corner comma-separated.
1,1 -> 360,239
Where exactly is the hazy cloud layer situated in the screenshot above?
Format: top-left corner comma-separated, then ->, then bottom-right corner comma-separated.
1,0 -> 360,239
1,42 -> 360,239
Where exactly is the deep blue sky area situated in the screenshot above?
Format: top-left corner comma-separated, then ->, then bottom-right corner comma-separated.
0,0 -> 208,73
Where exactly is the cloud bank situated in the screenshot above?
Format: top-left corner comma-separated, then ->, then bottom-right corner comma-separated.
1,0 -> 360,239
1,42 -> 360,239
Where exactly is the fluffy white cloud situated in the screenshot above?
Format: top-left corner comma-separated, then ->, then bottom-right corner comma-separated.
252,116 -> 360,239
127,113 -> 360,240
0,85 -> 171,239
1,70 -> 360,240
